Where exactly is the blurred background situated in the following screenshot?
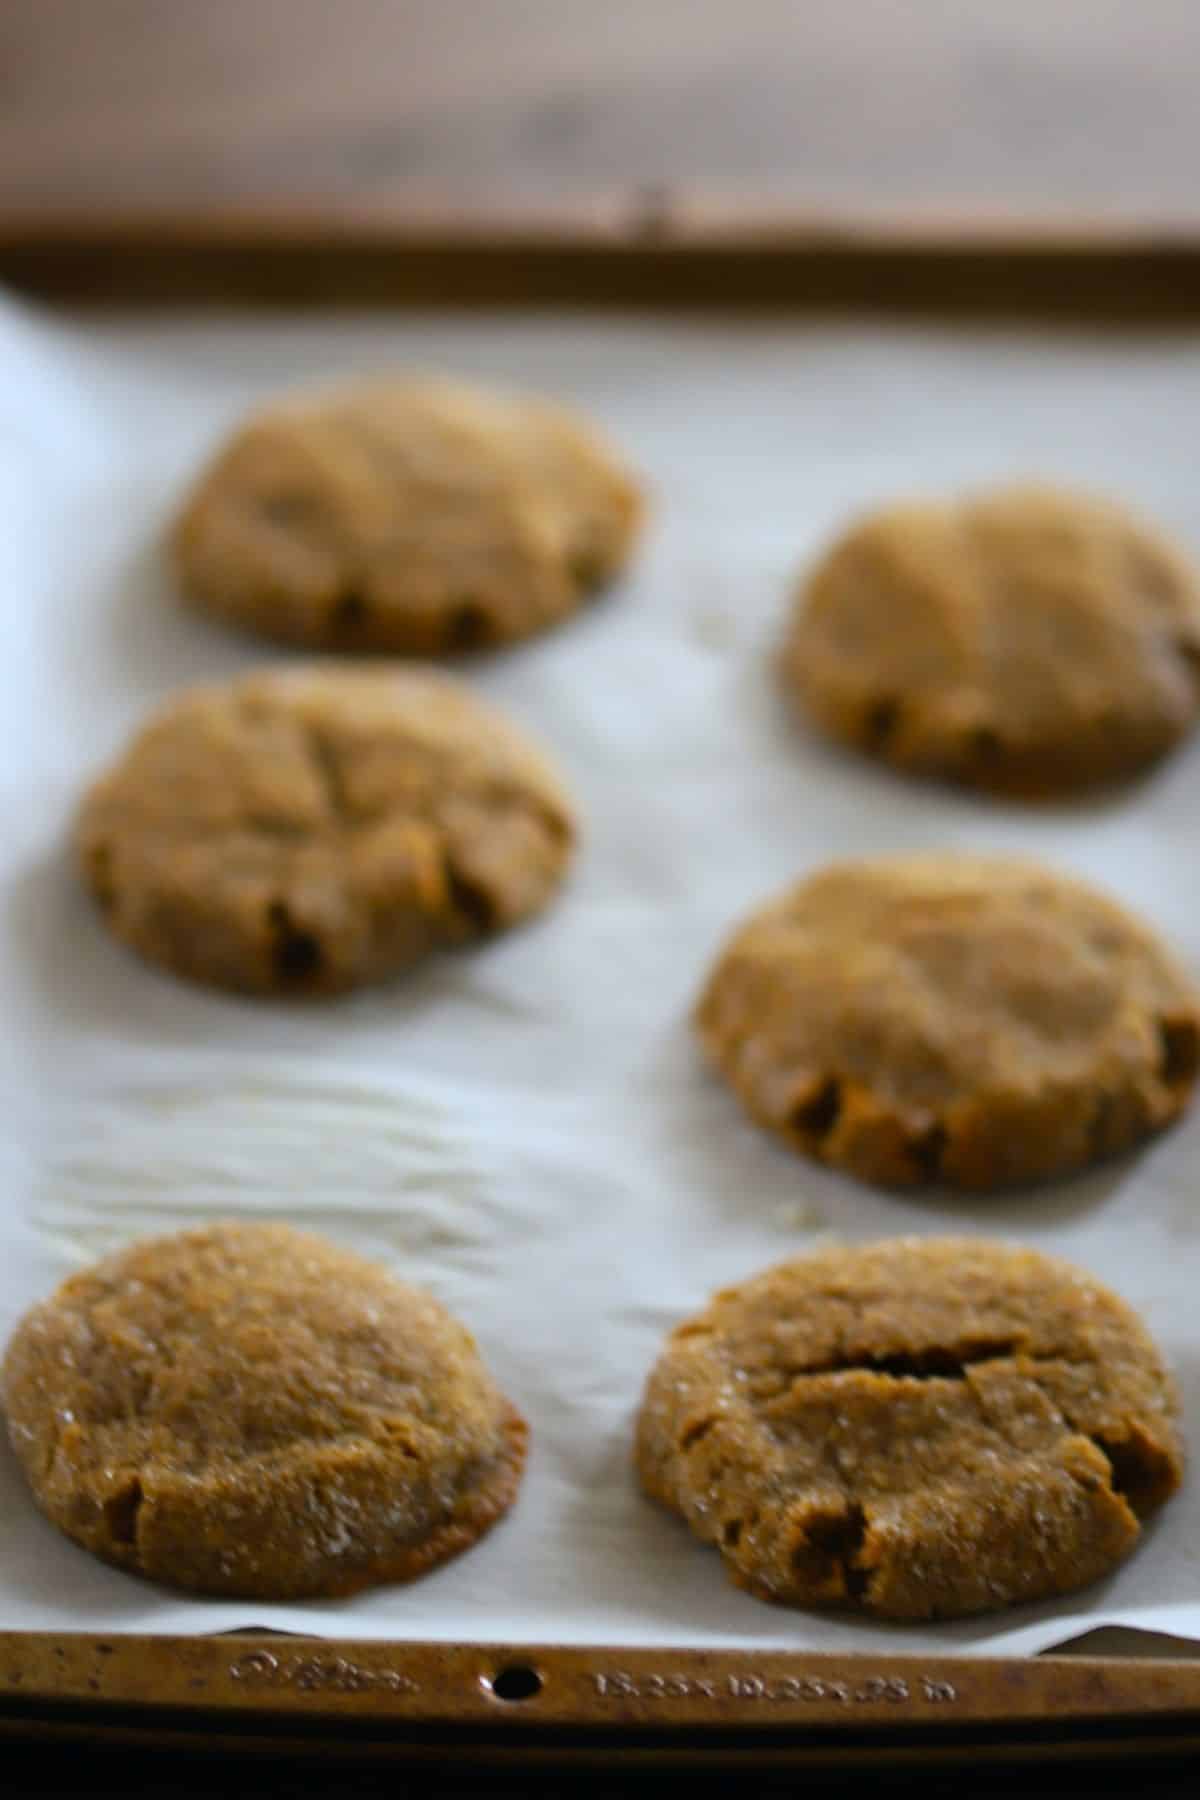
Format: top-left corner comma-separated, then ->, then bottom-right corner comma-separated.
1,1 -> 1197,234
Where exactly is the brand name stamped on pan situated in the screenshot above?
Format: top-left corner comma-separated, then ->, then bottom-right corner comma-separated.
590,1670 -> 958,1704
228,1649 -> 418,1695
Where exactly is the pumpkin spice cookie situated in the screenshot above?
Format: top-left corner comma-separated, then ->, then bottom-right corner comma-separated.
76,664 -> 576,997
172,375 -> 643,654
696,853 -> 1200,1190
785,484 -> 1200,795
2,1223 -> 528,1599
636,1237 -> 1183,1621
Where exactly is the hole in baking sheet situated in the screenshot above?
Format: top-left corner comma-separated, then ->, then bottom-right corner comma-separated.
487,1664 -> 543,1703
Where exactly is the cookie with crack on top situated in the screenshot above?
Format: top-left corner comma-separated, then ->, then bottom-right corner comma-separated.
2,1222 -> 528,1599
696,852 -> 1200,1190
76,664 -> 576,997
172,375 -> 644,654
635,1237 -> 1183,1620
785,484 -> 1200,795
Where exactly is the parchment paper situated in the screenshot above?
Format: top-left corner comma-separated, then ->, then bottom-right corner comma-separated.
3,293 -> 1200,1655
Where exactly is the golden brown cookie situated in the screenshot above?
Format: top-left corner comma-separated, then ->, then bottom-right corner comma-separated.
785,484 -> 1200,794
696,853 -> 1200,1189
76,664 -> 576,997
2,1223 -> 527,1599
636,1237 -> 1183,1620
172,376 -> 643,653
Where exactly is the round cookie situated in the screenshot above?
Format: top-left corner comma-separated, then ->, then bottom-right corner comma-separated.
636,1237 -> 1183,1621
785,484 -> 1200,794
172,375 -> 644,654
76,664 -> 576,997
2,1222 -> 527,1599
696,853 -> 1200,1189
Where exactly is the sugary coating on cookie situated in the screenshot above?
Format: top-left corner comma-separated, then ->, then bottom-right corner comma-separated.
636,1237 -> 1183,1620
697,853 -> 1200,1189
76,664 -> 576,996
172,376 -> 644,653
2,1223 -> 527,1598
785,484 -> 1200,794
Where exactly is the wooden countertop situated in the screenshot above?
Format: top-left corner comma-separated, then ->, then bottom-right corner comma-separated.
3,0 -> 1199,233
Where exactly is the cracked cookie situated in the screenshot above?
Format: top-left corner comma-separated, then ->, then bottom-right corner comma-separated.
784,484 -> 1200,795
172,375 -> 644,653
696,853 -> 1200,1190
76,664 -> 576,997
2,1222 -> 528,1599
636,1237 -> 1183,1620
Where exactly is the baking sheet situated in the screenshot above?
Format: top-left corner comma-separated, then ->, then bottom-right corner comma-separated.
3,292 -> 1200,1658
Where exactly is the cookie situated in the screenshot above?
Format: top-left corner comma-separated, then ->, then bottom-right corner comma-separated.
636,1237 -> 1183,1620
172,375 -> 643,653
76,664 -> 576,997
696,853 -> 1199,1189
2,1223 -> 527,1599
785,484 -> 1200,794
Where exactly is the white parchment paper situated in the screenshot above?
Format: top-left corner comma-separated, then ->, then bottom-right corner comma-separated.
3,294 -> 1200,1656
